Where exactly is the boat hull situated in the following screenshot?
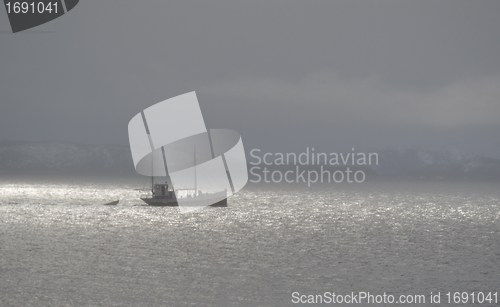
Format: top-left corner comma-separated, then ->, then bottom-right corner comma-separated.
140,197 -> 227,207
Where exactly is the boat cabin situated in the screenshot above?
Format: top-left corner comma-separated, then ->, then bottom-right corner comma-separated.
152,182 -> 175,199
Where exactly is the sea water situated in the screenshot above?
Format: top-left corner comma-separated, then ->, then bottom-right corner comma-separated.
0,179 -> 498,306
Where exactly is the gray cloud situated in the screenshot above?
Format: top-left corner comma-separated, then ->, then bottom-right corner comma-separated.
1,0 -> 499,156
203,72 -> 500,128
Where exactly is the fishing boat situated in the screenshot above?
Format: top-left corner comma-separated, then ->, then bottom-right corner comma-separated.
140,182 -> 227,207
140,147 -> 227,207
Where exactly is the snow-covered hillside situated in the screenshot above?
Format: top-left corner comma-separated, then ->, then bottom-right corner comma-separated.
1,142 -> 499,179
376,148 -> 500,180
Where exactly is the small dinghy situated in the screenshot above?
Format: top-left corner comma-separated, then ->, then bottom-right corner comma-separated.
103,200 -> 119,206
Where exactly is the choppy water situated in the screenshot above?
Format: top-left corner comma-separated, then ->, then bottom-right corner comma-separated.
0,180 -> 499,306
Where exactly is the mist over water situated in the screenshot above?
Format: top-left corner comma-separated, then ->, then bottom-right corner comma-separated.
1,178 -> 498,306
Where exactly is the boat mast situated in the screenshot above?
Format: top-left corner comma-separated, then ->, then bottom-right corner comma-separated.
151,150 -> 154,194
194,145 -> 197,197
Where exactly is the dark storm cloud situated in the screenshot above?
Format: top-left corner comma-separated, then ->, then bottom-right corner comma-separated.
1,0 -> 499,154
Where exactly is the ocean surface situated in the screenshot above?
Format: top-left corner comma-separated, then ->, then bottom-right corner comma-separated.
0,179 -> 499,306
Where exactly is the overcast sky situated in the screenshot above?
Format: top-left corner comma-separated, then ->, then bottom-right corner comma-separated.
1,0 -> 499,155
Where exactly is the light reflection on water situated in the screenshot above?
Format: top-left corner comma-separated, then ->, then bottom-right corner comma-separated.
0,181 -> 499,306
